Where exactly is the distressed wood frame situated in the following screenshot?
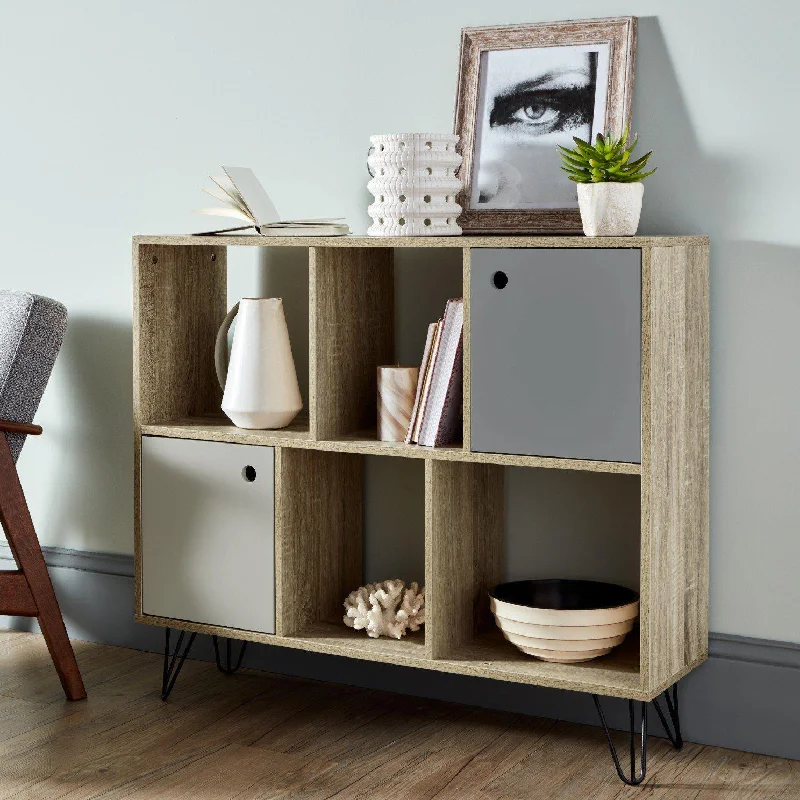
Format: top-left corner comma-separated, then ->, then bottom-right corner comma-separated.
454,17 -> 637,234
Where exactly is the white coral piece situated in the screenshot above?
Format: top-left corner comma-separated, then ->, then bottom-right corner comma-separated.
343,580 -> 425,639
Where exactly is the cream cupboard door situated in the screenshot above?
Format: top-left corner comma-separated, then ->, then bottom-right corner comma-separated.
141,436 -> 275,634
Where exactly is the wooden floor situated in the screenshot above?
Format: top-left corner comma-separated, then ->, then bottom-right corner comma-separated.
0,631 -> 798,799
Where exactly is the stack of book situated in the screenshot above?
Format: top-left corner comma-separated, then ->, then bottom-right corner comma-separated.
405,298 -> 464,447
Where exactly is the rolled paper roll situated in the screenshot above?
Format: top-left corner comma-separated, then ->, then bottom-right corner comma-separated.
377,366 -> 419,442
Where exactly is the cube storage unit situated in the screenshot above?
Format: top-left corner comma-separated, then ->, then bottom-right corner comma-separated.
133,233 -> 709,781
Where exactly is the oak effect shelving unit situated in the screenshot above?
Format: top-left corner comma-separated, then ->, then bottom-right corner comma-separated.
132,234 -> 709,714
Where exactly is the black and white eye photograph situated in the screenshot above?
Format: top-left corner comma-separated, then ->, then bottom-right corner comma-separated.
455,18 -> 637,233
471,43 -> 609,209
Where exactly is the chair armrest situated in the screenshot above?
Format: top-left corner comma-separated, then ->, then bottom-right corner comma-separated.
0,419 -> 42,436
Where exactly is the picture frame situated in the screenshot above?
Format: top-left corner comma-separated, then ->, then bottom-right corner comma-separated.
454,17 -> 637,234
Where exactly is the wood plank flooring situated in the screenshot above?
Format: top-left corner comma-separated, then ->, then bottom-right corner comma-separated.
0,630 -> 798,799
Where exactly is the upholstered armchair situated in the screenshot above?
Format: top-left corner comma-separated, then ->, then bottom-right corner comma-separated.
0,290 -> 85,700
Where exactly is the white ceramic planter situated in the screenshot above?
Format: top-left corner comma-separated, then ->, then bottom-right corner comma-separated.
367,133 -> 463,237
577,182 -> 644,237
214,298 -> 302,430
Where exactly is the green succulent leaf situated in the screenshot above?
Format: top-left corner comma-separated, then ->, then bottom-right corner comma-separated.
572,137 -> 600,156
556,126 -> 656,183
625,152 -> 653,171
559,152 -> 589,170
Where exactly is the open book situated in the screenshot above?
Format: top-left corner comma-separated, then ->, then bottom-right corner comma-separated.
194,166 -> 349,236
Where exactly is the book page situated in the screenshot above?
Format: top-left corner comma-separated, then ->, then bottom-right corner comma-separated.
406,322 -> 438,444
194,206 -> 253,223
202,186 -> 251,218
413,318 -> 444,443
223,166 -> 280,226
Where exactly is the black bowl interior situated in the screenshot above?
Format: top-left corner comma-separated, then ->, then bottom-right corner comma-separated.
490,580 -> 638,611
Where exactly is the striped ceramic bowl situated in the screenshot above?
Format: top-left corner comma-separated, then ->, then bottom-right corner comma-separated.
490,580 -> 639,663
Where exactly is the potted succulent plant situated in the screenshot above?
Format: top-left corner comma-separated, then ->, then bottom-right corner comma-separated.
558,127 -> 656,236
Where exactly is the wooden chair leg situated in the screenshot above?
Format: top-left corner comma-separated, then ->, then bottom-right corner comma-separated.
0,436 -> 86,700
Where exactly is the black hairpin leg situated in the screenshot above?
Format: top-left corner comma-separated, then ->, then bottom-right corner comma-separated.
653,684 -> 683,749
212,635 -> 247,675
161,627 -> 197,701
593,695 -> 647,785
593,682 -> 683,785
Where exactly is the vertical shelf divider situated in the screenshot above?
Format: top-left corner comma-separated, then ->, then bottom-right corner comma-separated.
425,459 -> 504,659
309,246 -> 394,440
639,244 -> 710,692
274,448 -> 363,637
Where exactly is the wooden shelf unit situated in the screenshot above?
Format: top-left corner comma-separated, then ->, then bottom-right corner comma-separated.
133,234 -> 709,702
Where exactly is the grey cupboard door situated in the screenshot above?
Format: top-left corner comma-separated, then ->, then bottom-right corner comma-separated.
141,436 -> 275,633
470,249 -> 641,463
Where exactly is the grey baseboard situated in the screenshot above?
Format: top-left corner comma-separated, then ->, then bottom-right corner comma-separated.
2,544 -> 799,761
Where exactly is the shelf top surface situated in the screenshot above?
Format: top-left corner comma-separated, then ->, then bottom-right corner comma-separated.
133,233 -> 709,249
140,419 -> 641,475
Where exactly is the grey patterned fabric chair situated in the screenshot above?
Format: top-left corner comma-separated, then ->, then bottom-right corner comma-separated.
0,291 -> 85,700
0,291 -> 68,459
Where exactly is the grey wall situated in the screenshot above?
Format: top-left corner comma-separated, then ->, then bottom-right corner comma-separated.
1,0 -> 799,645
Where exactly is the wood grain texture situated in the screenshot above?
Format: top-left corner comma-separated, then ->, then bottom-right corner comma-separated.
142,414 -> 312,442
640,245 -> 710,692
0,571 -> 37,616
134,610 -> 645,697
141,422 -> 641,474
426,460 -> 504,658
275,448 -> 362,637
638,244 -> 653,686
6,629 -> 800,799
0,420 -> 42,436
132,243 -> 227,618
454,17 -> 637,234
134,234 -> 708,248
132,243 -> 227,427
310,246 -> 394,439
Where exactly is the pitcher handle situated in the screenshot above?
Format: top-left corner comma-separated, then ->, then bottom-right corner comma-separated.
214,302 -> 240,389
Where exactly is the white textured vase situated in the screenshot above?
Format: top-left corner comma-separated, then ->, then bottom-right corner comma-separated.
214,298 -> 302,429
367,133 -> 463,236
577,182 -> 644,237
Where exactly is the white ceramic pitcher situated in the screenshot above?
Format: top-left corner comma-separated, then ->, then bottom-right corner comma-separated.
214,298 -> 302,429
